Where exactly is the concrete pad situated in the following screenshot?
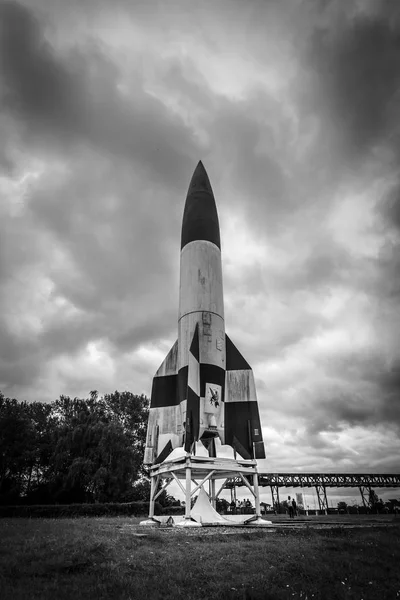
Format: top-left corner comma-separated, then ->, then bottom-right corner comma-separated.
139,518 -> 161,527
244,516 -> 273,527
157,515 -> 185,525
175,518 -> 202,528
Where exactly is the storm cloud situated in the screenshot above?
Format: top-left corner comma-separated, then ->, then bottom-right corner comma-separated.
0,0 -> 399,487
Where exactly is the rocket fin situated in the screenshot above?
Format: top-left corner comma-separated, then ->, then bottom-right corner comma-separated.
144,340 -> 180,465
184,323 -> 200,452
224,335 -> 266,460
153,440 -> 174,465
154,340 -> 179,379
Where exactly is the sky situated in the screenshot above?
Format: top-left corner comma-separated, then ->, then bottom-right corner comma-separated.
1,0 -> 399,504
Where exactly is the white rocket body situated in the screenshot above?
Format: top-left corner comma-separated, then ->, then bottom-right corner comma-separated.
178,239 -> 225,442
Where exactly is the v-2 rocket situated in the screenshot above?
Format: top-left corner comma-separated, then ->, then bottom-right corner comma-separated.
144,161 -> 265,465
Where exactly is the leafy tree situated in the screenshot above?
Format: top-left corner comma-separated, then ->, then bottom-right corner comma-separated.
102,391 -> 148,477
50,392 -> 149,503
0,390 -> 149,504
385,498 -> 400,513
24,401 -> 56,502
0,394 -> 36,504
126,478 -> 151,502
216,498 -> 229,513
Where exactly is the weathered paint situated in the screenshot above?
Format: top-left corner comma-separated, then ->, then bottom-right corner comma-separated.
179,241 -> 224,318
156,340 -> 178,377
225,369 -> 257,403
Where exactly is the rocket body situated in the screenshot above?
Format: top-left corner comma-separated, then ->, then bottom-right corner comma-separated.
144,162 -> 265,464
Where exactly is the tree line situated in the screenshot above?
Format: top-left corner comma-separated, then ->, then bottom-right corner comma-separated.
0,390 -> 149,505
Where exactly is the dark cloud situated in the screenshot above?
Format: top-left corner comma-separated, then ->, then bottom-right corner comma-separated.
30,158 -> 180,351
0,1 -> 197,394
308,353 -> 400,430
304,389 -> 377,432
276,238 -> 356,294
376,359 -> 400,392
380,184 -> 400,232
373,360 -> 400,424
374,241 -> 400,298
307,5 -> 400,161
0,320 -> 37,367
0,1 -> 199,187
0,1 -> 85,133
0,319 -> 44,388
0,150 -> 182,392
213,95 -> 289,222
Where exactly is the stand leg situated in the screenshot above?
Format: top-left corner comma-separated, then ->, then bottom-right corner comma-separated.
185,464 -> 191,519
139,473 -> 161,526
176,459 -> 201,527
253,473 -> 261,518
211,479 -> 216,509
244,471 -> 272,526
149,474 -> 156,519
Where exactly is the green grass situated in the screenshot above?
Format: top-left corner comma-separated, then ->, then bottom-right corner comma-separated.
1,518 -> 399,599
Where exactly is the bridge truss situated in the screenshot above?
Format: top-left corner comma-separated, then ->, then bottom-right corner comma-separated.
225,473 -> 400,512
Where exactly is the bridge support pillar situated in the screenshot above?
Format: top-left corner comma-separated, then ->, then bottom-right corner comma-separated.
315,484 -> 328,514
270,485 -> 280,513
359,486 -> 373,511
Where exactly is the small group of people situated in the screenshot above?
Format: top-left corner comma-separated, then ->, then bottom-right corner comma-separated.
229,498 -> 253,514
287,496 -> 297,518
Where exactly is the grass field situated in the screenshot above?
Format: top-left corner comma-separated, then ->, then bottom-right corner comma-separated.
1,517 -> 399,599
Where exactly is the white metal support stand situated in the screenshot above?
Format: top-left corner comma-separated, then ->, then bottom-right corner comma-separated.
140,455 -> 271,527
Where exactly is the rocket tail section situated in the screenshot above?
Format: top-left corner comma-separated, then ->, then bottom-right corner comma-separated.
224,334 -> 266,460
144,340 -> 184,465
144,333 -> 266,463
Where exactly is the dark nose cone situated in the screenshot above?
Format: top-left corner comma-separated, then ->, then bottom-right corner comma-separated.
181,161 -> 221,250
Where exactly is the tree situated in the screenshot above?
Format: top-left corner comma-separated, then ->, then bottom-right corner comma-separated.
127,478 -> 151,502
216,498 -> 229,513
157,489 -> 179,508
50,392 -> 149,503
24,401 -> 56,503
102,391 -> 149,478
0,394 -> 36,504
0,390 -> 149,504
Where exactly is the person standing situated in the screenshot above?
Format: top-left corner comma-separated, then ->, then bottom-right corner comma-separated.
287,496 -> 294,518
292,497 -> 297,517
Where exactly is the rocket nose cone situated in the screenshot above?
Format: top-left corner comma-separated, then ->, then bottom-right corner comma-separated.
187,161 -> 213,195
181,161 -> 221,250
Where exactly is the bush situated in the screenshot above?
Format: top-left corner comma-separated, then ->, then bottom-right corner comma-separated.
0,501 -> 163,519
161,505 -> 185,516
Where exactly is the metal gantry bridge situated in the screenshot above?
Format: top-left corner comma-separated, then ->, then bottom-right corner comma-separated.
226,473 -> 400,512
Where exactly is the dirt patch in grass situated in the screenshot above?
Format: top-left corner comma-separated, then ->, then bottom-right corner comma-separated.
0,518 -> 399,599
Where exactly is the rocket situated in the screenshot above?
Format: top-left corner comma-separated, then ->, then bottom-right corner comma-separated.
144,161 -> 265,465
